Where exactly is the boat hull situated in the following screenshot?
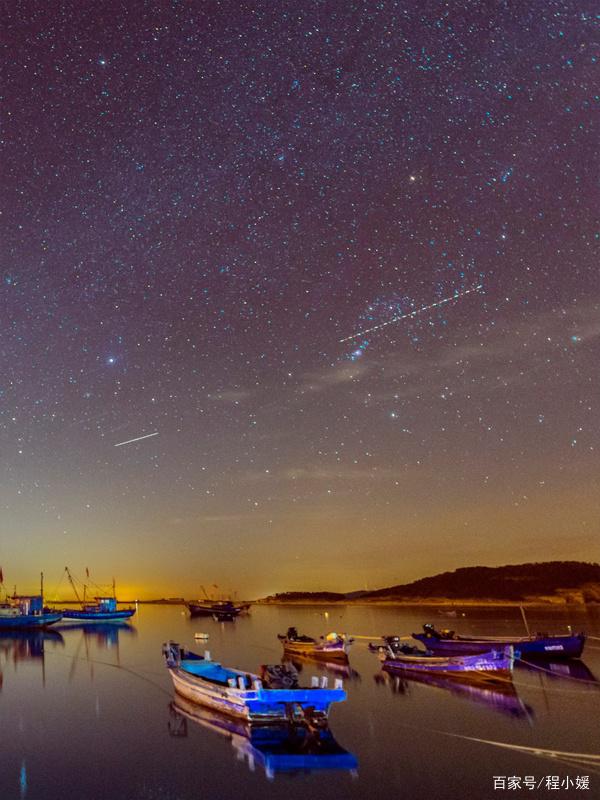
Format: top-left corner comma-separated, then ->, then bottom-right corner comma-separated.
0,612 -> 63,629
281,641 -> 349,661
62,608 -> 136,621
412,632 -> 585,659
381,650 -> 513,683
187,603 -> 242,620
169,667 -> 344,724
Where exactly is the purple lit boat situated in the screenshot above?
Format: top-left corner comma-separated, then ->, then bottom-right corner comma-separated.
412,624 -> 586,659
370,637 -> 513,683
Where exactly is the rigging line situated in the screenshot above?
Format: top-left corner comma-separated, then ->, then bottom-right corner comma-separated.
350,634 -> 413,640
433,730 -> 600,771
512,678 -> 600,697
46,650 -> 171,697
514,657 -> 600,686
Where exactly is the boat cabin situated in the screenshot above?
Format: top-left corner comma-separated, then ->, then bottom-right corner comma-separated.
9,595 -> 44,615
88,597 -> 118,613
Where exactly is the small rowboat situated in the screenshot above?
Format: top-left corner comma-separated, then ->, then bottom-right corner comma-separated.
163,641 -> 347,726
370,636 -> 513,683
412,623 -> 586,659
278,628 -> 353,661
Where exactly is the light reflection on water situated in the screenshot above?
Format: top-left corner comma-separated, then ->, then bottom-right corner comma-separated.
0,604 -> 599,799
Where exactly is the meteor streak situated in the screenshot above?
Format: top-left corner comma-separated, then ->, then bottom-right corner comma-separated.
339,284 -> 484,343
114,431 -> 159,447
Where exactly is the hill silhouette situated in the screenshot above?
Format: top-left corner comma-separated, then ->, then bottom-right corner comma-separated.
260,561 -> 600,603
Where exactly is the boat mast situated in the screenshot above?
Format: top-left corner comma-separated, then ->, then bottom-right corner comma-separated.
40,571 -> 44,600
65,567 -> 83,605
519,605 -> 532,638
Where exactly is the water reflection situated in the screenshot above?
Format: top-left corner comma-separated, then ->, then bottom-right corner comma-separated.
0,630 -> 65,690
168,695 -> 358,780
516,657 -> 599,686
57,621 -> 137,649
283,653 -> 361,682
374,668 -> 533,720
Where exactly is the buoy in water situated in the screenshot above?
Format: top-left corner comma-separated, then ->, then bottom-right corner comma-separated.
194,632 -> 209,640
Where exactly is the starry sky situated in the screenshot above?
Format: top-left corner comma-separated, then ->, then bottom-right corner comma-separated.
2,1 -> 599,599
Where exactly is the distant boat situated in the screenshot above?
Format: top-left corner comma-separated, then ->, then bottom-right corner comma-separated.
186,586 -> 248,621
0,573 -> 62,630
162,641 -> 347,725
370,636 -> 513,683
61,568 -> 136,622
277,627 -> 353,661
412,623 -> 586,659
186,600 -> 243,621
168,695 -> 358,779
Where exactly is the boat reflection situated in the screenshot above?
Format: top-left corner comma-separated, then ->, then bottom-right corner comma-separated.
0,629 -> 65,689
168,695 -> 358,780
57,621 -> 137,649
284,653 -> 361,682
516,658 -> 599,686
374,668 -> 533,720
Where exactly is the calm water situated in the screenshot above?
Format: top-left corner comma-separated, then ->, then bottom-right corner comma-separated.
1,605 -> 599,799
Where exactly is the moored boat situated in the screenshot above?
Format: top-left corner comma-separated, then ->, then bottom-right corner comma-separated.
0,595 -> 62,630
277,627 -> 353,661
186,600 -> 243,621
412,623 -> 586,659
62,596 -> 136,622
163,641 -> 347,725
61,568 -> 136,622
370,636 -> 513,683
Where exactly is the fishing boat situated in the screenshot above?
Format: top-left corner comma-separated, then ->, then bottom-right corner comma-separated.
412,623 -> 586,659
163,641 -> 347,725
0,596 -> 63,630
168,695 -> 358,779
61,568 -> 136,622
186,585 -> 247,621
0,573 -> 62,630
277,627 -> 353,661
370,636 -> 513,683
186,600 -> 243,621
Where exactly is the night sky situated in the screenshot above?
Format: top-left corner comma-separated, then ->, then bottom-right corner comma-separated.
2,1 -> 599,599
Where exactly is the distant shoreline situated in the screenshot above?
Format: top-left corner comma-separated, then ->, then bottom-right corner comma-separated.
253,598 -> 599,607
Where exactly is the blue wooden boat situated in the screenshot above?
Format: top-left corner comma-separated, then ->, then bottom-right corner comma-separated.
62,596 -> 136,622
163,641 -> 347,725
412,623 -> 586,659
62,568 -> 136,622
370,636 -> 514,683
169,695 -> 358,779
0,595 -> 62,630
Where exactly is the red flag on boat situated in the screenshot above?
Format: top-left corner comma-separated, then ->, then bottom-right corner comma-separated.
86,567 -> 90,578
0,566 -> 3,584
